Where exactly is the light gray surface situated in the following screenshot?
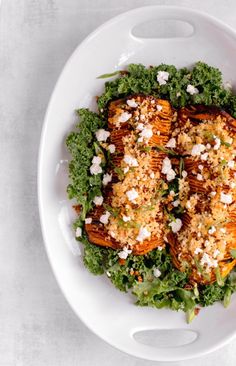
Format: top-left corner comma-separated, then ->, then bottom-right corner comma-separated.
1,0 -> 236,365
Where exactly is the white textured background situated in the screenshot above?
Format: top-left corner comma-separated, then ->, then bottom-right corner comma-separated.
1,1 -> 236,365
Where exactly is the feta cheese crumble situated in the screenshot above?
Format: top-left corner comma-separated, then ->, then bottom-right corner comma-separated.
95,129 -> 110,142
157,70 -> 169,85
194,247 -> 203,255
182,170 -> 188,178
187,84 -> 199,95
118,111 -> 132,123
228,160 -> 235,169
169,218 -> 182,233
213,137 -> 221,150
75,227 -> 82,238
126,188 -> 139,202
92,156 -> 102,165
153,268 -> 162,278
140,127 -> 153,140
102,173 -> 112,186
200,253 -> 218,268
220,192 -> 233,204
126,99 -> 138,108
90,163 -> 102,175
197,173 -> 203,181
136,123 -> 144,131
118,246 -> 132,259
99,211 -> 111,225
191,144 -> 206,156
108,144 -> 116,153
166,138 -> 176,148
161,157 -> 176,181
124,155 -> 139,167
85,218 -> 92,224
122,215 -> 131,222
208,226 -> 216,235
93,196 -> 103,206
136,227 -> 151,242
172,199 -> 180,207
201,152 -> 208,161
213,249 -> 220,258
123,167 -> 129,174
156,104 -> 163,111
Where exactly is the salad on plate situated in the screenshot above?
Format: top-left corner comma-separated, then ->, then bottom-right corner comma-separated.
66,62 -> 236,322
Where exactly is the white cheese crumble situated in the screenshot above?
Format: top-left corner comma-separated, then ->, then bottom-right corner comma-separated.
172,199 -> 180,207
213,137 -> 221,150
92,156 -> 102,165
150,172 -> 155,179
99,211 -> 111,225
200,253 -> 218,268
169,190 -> 175,196
213,249 -> 220,258
108,144 -> 116,153
156,104 -> 163,111
102,173 -> 112,186
75,227 -> 82,238
161,157 -> 171,174
137,137 -> 143,143
118,246 -> 132,259
201,152 -> 208,161
191,144 -> 206,156
198,164 -> 203,170
186,84 -> 199,95
166,138 -> 176,148
210,191 -> 216,197
123,167 -> 129,174
182,170 -> 188,178
230,182 -> 236,189
127,99 -> 138,108
140,127 -> 153,139
167,169 -> 176,181
118,111 -> 132,123
220,228 -> 226,234
228,160 -> 235,169
153,268 -> 162,278
194,247 -> 203,255
90,163 -> 102,175
169,218 -> 182,233
136,123 -> 144,131
122,215 -> 131,222
157,70 -> 169,85
208,226 -> 216,235
136,227 -> 151,242
124,155 -> 139,167
158,246 -> 163,251
206,143 -> 211,150
93,196 -> 103,206
220,192 -> 233,204
197,173 -> 203,181
85,218 -> 92,224
95,129 -> 110,142
126,188 -> 139,202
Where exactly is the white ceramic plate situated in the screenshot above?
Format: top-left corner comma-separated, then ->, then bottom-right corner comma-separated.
38,6 -> 236,361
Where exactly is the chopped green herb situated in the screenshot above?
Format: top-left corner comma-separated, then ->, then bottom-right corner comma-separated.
97,70 -> 121,79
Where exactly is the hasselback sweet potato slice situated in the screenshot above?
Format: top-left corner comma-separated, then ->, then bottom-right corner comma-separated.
168,105 -> 236,284
85,95 -> 173,255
